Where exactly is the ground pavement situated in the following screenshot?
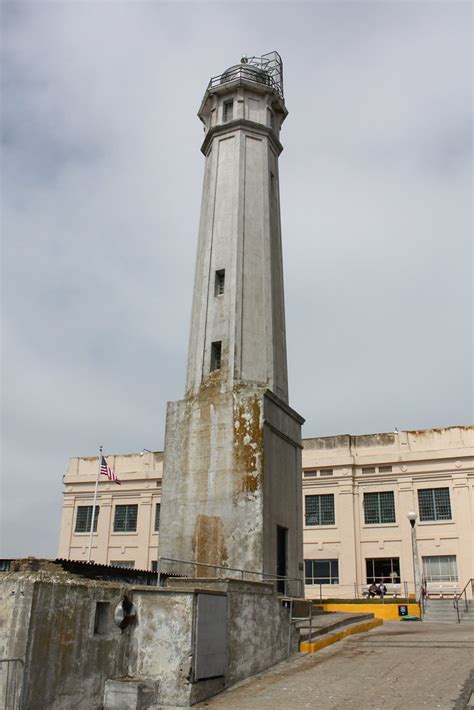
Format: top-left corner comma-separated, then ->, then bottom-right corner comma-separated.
197,622 -> 474,710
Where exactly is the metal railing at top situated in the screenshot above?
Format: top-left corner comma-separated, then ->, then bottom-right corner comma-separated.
453,578 -> 473,623
0,658 -> 24,710
157,556 -> 304,598
207,65 -> 282,98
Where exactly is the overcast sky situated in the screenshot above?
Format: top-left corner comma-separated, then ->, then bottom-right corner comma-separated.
1,1 -> 472,558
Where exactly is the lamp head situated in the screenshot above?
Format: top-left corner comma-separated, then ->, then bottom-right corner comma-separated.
139,448 -> 153,457
407,511 -> 417,527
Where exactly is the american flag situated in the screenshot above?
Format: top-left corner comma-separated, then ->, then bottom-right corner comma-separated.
100,456 -> 120,485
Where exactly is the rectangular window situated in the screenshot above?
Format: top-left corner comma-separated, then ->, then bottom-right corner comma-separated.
422,555 -> 458,582
75,505 -> 99,533
223,100 -> 233,122
303,470 -> 317,478
267,108 -> 275,129
109,560 -> 135,569
113,504 -> 138,532
362,466 -> 376,474
378,465 -> 393,473
363,491 -> 395,524
210,341 -> 222,371
366,557 -> 400,584
94,602 -> 110,635
320,469 -> 334,477
418,488 -> 452,521
305,559 -> 339,585
305,494 -> 335,526
154,503 -> 161,532
215,269 -> 225,296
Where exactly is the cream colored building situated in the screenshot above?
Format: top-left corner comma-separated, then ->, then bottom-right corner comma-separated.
58,426 -> 474,598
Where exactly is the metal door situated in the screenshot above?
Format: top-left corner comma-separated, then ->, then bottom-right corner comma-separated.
193,593 -> 227,681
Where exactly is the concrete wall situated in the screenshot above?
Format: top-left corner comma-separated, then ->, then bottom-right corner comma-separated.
0,573 -> 130,710
186,77 -> 289,402
164,578 -> 299,691
129,589 -> 196,707
159,387 -> 265,578
1,571 -> 297,708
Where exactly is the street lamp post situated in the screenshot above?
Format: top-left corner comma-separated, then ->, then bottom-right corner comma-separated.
407,511 -> 422,613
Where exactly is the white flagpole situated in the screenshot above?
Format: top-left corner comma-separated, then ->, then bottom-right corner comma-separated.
87,445 -> 102,563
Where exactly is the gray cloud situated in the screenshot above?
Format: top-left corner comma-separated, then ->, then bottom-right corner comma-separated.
1,0 -> 472,557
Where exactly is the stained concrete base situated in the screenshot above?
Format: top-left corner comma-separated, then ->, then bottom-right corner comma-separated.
104,678 -> 159,710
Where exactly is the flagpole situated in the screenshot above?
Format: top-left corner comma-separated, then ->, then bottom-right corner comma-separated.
87,445 -> 102,563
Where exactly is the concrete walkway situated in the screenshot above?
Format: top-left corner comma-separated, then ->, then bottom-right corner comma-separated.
197,622 -> 474,710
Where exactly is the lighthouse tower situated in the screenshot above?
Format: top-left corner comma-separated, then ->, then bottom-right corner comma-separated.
159,53 -> 304,594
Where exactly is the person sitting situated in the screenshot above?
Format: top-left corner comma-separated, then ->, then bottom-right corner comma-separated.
368,582 -> 378,598
377,581 -> 387,598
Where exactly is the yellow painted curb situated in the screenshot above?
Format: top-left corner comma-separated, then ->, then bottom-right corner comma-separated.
300,618 -> 383,653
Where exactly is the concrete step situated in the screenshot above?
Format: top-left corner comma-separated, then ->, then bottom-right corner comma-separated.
299,614 -> 383,653
298,612 -> 375,642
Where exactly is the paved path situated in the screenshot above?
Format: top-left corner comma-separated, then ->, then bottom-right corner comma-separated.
197,622 -> 474,710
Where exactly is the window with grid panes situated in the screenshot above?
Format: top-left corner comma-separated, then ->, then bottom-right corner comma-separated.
113,504 -> 138,532
305,494 -> 335,526
363,492 -> 395,524
75,505 -> 99,533
418,488 -> 452,521
154,503 -> 161,532
304,559 -> 339,585
422,555 -> 457,582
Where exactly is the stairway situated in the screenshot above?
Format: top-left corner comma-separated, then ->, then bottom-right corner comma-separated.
423,599 -> 461,623
460,603 -> 474,623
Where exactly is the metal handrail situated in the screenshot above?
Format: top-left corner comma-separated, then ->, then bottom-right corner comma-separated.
0,658 -> 25,710
453,578 -> 473,623
157,556 -> 303,597
207,66 -> 282,97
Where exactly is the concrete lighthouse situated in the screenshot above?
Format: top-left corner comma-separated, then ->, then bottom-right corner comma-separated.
159,52 -> 304,594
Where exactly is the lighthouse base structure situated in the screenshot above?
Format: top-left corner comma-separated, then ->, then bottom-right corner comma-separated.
159,382 -> 304,596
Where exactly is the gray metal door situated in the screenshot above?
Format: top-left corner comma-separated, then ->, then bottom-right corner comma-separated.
193,593 -> 227,680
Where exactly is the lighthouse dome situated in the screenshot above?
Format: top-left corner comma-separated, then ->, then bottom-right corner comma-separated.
219,61 -> 270,88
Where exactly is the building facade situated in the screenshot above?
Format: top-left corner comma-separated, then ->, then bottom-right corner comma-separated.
58,425 -> 474,598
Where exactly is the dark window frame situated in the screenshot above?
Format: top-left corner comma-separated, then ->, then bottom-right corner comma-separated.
305,494 -> 335,526
113,504 -> 138,533
365,557 -> 400,584
305,559 -> 339,585
363,491 -> 396,525
210,341 -> 222,371
223,99 -> 233,122
75,505 -> 100,533
154,503 -> 161,532
418,488 -> 452,521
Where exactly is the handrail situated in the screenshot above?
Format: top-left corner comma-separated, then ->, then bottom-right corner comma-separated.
453,578 -> 473,623
157,555 -> 304,597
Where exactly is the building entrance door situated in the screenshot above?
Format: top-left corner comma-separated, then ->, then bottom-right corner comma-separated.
276,525 -> 288,594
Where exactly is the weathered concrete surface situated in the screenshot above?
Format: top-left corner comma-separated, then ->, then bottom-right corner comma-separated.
159,387 -> 303,588
0,572 -> 130,710
129,589 -> 197,707
103,678 -> 158,710
196,622 -> 474,709
165,578 -> 299,689
159,57 -> 304,588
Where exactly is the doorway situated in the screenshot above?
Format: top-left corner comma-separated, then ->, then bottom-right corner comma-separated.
276,525 -> 288,594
